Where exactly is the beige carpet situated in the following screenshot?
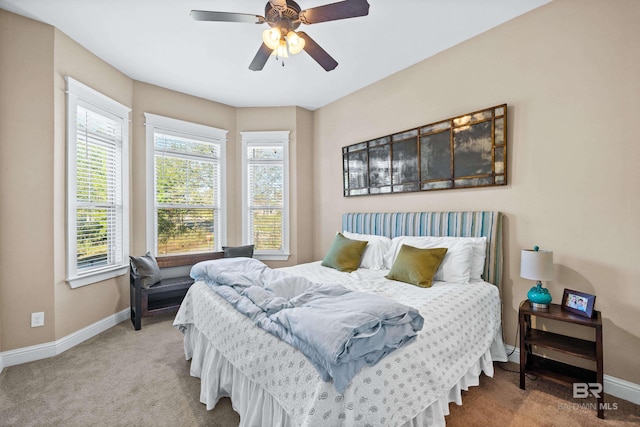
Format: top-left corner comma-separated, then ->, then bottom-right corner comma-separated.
1,313 -> 638,426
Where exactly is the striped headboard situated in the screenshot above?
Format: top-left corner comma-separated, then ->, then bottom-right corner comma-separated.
342,211 -> 503,289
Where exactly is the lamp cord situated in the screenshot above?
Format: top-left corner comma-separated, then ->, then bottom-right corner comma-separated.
507,323 -> 518,357
497,319 -> 538,380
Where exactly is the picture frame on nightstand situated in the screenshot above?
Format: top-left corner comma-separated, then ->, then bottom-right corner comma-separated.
561,288 -> 596,318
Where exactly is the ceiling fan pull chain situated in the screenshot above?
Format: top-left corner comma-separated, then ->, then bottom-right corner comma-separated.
273,52 -> 285,67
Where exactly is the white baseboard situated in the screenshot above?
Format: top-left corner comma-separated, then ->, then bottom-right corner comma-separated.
505,345 -> 640,405
0,308 -> 129,373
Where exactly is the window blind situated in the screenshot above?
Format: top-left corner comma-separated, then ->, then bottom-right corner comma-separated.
75,105 -> 124,272
66,76 -> 130,288
154,131 -> 221,255
246,145 -> 284,251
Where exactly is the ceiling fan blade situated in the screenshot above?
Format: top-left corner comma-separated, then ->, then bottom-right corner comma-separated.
190,10 -> 265,24
249,43 -> 273,71
297,32 -> 338,71
299,0 -> 369,25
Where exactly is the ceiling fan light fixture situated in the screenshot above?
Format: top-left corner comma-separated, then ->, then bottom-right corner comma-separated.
192,0 -> 370,71
286,31 -> 305,55
271,39 -> 289,58
262,27 -> 281,50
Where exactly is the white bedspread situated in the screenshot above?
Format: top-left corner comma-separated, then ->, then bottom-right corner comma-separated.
174,262 -> 507,427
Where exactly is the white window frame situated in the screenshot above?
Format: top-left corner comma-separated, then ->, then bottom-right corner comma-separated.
144,113 -> 227,255
241,131 -> 290,261
65,77 -> 131,288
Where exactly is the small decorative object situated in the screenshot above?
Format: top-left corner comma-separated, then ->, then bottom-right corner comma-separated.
521,246 -> 554,310
561,288 -> 596,318
342,104 -> 507,196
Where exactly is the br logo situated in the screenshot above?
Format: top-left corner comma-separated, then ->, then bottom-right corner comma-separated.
573,383 -> 602,398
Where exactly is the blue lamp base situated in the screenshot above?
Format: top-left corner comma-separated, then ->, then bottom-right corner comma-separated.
527,282 -> 552,310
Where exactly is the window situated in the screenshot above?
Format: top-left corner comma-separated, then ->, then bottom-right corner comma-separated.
145,114 -> 227,256
241,131 -> 290,260
66,77 -> 130,288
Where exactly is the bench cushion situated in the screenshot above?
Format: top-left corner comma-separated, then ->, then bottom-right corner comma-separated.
144,276 -> 194,295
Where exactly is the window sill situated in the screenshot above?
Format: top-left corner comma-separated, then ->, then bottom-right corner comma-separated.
66,265 -> 128,288
155,251 -> 224,268
254,253 -> 291,261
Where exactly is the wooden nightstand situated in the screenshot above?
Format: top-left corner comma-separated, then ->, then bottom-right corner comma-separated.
519,300 -> 604,419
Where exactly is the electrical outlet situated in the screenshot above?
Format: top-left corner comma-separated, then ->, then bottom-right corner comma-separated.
31,312 -> 44,327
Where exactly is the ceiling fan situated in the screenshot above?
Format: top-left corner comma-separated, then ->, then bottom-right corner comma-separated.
190,0 -> 370,71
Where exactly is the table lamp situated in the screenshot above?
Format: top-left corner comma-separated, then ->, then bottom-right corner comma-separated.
521,246 -> 554,310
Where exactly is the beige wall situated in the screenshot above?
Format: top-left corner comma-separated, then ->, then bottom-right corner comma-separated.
235,106 -> 315,267
294,107 -> 315,264
312,0 -> 640,383
0,11 -> 56,349
0,9 -> 311,353
52,30 -> 135,339
2,0 -> 638,387
131,81 -> 237,257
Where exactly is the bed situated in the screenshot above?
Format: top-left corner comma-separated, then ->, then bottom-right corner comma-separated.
174,211 -> 508,426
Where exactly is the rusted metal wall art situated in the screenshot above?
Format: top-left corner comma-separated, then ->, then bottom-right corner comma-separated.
343,104 -> 507,197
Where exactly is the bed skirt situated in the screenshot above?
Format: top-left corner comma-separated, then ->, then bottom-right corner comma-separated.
183,324 -> 499,427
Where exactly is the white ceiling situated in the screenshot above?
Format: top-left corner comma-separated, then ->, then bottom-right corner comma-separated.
0,0 -> 550,110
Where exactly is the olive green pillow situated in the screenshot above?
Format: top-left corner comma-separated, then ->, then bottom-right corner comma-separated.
386,245 -> 448,288
321,232 -> 368,273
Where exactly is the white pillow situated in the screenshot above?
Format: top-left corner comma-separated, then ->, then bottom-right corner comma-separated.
384,235 -> 487,280
341,231 -> 392,270
468,237 -> 487,280
419,236 -> 486,280
384,236 -> 475,283
438,236 -> 486,280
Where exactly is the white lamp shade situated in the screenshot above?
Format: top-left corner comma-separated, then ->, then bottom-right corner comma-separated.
271,39 -> 289,58
286,31 -> 305,54
520,249 -> 554,281
262,28 -> 281,50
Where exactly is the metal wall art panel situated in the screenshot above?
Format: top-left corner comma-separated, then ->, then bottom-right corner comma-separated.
342,104 -> 507,197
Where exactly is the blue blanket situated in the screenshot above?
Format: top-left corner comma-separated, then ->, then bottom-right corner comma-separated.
190,258 -> 424,393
